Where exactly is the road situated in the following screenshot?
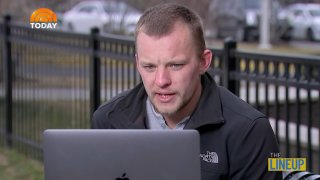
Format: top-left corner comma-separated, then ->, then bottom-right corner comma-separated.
288,40 -> 320,50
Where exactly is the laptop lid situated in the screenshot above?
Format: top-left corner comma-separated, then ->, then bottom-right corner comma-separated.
43,129 -> 201,180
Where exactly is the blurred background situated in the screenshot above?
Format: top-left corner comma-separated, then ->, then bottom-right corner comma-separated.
0,0 -> 320,41
0,0 -> 319,179
1,0 -> 319,53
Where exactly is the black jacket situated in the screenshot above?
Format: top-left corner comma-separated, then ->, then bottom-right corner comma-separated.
92,73 -> 282,180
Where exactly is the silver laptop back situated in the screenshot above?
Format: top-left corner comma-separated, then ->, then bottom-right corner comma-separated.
43,129 -> 201,180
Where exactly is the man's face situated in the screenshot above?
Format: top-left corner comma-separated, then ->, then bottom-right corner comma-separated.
136,22 -> 211,117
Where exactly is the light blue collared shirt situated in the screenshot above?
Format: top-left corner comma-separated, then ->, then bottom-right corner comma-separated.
146,98 -> 190,130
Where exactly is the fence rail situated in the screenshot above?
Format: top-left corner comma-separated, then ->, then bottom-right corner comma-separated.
1,15 -> 320,172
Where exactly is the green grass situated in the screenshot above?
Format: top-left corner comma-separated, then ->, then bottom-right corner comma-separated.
0,98 -> 90,143
0,97 -> 90,179
0,147 -> 43,180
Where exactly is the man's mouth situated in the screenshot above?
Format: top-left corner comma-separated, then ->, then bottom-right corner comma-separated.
155,93 -> 175,103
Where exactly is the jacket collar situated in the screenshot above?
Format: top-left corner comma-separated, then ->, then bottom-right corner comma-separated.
108,73 -> 225,129
107,84 -> 148,129
184,73 -> 225,129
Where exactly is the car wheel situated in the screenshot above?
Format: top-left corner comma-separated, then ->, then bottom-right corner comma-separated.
216,29 -> 223,39
67,23 -> 74,32
307,28 -> 315,41
243,28 -> 249,42
280,34 -> 291,41
234,27 -> 245,42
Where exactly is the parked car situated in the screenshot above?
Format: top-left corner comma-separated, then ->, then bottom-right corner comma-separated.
62,1 -> 142,35
205,0 -> 280,41
282,3 -> 320,41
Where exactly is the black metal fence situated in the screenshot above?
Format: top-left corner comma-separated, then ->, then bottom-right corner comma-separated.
0,15 -> 319,173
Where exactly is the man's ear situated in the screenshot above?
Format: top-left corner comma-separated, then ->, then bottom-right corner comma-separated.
199,49 -> 212,74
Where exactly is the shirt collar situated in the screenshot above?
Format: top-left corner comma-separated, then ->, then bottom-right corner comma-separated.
146,98 -> 190,130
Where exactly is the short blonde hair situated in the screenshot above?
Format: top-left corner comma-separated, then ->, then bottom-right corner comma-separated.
135,3 -> 206,58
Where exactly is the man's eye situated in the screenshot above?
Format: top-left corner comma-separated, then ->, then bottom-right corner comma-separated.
170,64 -> 183,70
143,65 -> 156,71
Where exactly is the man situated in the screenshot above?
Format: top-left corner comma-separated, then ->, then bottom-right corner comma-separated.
92,3 -> 282,180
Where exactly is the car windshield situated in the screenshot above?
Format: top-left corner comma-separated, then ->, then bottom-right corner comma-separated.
309,9 -> 320,17
244,0 -> 260,9
103,2 -> 135,14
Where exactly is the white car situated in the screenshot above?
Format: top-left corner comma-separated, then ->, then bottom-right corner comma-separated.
284,3 -> 320,41
62,1 -> 142,35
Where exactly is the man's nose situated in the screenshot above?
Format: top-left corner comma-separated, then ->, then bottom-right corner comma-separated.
155,68 -> 171,87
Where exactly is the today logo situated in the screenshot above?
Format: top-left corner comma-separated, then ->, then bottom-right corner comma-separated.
30,8 -> 58,29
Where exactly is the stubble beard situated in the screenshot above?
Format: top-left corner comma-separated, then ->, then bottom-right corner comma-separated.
152,94 -> 190,117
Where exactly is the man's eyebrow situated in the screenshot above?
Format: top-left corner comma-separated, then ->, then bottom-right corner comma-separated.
167,59 -> 188,64
138,59 -> 155,64
138,57 -> 188,64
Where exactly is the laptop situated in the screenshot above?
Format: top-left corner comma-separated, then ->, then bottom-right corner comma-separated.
43,129 -> 201,180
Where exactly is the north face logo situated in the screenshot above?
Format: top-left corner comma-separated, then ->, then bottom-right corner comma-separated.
200,151 -> 218,163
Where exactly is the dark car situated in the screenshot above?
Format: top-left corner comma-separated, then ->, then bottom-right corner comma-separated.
205,0 -> 281,41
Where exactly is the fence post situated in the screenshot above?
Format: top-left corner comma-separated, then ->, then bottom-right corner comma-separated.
3,14 -> 12,148
223,37 -> 239,95
89,28 -> 101,121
